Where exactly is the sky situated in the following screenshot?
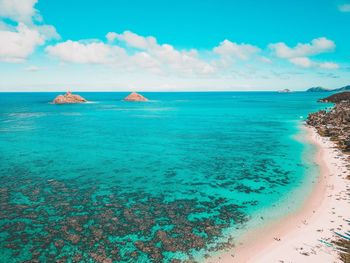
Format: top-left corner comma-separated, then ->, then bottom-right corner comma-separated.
0,0 -> 349,91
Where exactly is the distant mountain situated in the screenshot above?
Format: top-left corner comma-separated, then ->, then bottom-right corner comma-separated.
306,87 -> 330,92
306,85 -> 350,92
332,85 -> 350,92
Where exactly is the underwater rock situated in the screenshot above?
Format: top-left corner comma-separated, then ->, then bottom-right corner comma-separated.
52,91 -> 87,104
124,92 -> 148,102
54,240 -> 64,249
89,252 -> 112,263
67,233 -> 81,244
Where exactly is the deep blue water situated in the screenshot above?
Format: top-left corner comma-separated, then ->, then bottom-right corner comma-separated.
0,92 -> 328,262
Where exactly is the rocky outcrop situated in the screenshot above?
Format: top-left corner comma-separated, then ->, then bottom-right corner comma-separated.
53,92 -> 87,104
318,92 -> 350,103
307,93 -> 350,153
124,92 -> 148,102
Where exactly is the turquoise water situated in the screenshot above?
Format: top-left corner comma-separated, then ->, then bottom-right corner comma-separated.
0,92 -> 327,262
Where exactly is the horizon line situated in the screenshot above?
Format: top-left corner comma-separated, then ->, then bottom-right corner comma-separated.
0,90 -> 309,93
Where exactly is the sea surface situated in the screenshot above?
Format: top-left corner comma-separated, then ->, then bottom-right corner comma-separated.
0,92 -> 329,262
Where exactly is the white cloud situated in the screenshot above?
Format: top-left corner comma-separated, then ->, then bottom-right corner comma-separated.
338,3 -> 350,12
0,0 -> 39,24
269,37 -> 335,59
0,23 -> 58,63
46,29 -> 342,78
129,52 -> 161,73
0,23 -> 44,62
25,65 -> 40,72
106,32 -> 118,43
106,30 -> 216,75
46,40 -> 127,64
319,62 -> 339,69
289,57 -> 313,68
0,0 -> 59,63
0,20 -> 11,30
288,57 -> 339,70
0,0 -> 59,40
147,43 -> 216,75
108,30 -> 157,50
48,31 -> 216,76
35,24 -> 60,40
213,40 -> 260,60
259,56 -> 272,63
269,37 -> 337,69
47,31 -> 343,76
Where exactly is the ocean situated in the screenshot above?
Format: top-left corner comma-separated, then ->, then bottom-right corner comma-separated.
0,92 -> 329,262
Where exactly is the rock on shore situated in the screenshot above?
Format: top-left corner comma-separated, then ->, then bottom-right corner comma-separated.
53,92 -> 87,104
307,92 -> 350,153
124,92 -> 148,102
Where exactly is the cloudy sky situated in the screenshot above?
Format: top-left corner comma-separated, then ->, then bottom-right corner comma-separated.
0,0 -> 349,91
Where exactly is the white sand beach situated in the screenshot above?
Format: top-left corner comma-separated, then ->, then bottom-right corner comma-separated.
210,126 -> 350,263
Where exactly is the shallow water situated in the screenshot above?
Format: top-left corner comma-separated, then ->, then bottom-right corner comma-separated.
0,92 -> 328,262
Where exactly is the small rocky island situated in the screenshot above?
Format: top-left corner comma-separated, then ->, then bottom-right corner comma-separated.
124,92 -> 148,102
53,91 -> 87,104
277,89 -> 291,93
307,92 -> 350,153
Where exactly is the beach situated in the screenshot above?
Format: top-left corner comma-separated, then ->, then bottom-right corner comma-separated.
211,125 -> 350,262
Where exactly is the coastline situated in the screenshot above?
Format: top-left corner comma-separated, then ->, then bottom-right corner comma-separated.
208,125 -> 349,263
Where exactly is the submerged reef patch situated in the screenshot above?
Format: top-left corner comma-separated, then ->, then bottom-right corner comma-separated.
0,174 -> 253,262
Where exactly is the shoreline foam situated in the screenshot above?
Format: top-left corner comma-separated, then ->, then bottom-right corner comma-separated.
208,125 -> 349,263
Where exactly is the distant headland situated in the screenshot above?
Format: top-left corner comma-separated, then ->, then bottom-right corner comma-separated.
306,84 -> 350,92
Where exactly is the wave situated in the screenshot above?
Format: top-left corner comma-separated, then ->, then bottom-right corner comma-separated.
6,112 -> 46,118
174,100 -> 190,102
60,112 -> 82,116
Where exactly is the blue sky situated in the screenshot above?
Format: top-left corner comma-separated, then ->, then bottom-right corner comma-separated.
0,0 -> 349,91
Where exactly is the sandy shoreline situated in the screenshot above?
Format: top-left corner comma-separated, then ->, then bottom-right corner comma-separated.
208,125 -> 349,263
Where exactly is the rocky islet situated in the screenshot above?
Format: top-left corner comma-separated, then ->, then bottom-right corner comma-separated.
52,91 -> 87,104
